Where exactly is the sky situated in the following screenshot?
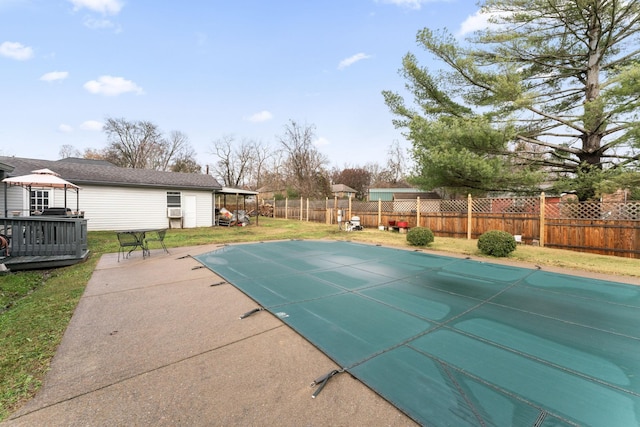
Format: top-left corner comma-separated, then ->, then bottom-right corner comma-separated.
0,0 -> 487,170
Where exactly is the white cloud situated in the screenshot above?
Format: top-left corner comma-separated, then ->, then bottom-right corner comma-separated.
458,10 -> 490,36
83,16 -> 120,31
58,124 -> 74,133
458,9 -> 511,37
247,110 -> 273,123
0,41 -> 33,60
338,53 -> 372,70
314,136 -> 330,147
40,71 -> 69,82
68,0 -> 123,15
83,75 -> 144,96
80,120 -> 103,130
377,0 -> 431,10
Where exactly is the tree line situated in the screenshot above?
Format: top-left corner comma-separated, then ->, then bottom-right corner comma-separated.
60,118 -> 408,200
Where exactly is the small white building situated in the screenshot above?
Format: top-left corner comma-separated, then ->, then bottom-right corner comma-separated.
0,156 -> 223,231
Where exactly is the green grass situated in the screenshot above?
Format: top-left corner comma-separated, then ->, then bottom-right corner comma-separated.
0,259 -> 96,420
0,217 -> 638,420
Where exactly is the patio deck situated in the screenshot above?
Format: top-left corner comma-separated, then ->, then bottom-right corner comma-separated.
0,216 -> 89,271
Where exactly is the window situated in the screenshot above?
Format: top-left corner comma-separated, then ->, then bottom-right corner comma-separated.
167,191 -> 181,208
30,190 -> 49,212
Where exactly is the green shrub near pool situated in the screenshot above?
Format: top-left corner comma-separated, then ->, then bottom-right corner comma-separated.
406,227 -> 435,246
477,230 -> 517,257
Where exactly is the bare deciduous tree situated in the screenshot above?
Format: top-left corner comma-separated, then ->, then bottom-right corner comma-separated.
210,135 -> 257,187
277,120 -> 330,198
59,144 -> 80,159
386,140 -> 407,184
99,117 -> 200,171
103,117 -> 162,168
246,140 -> 275,190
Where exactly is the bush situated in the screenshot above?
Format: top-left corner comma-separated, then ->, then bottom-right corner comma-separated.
406,227 -> 435,246
477,230 -> 517,257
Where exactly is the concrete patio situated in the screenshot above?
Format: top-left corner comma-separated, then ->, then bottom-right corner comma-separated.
2,244 -> 416,426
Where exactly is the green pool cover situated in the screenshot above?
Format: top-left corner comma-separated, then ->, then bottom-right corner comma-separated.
194,240 -> 640,426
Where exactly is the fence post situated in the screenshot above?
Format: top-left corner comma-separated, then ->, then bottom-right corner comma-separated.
326,197 -> 330,224
300,197 -> 303,221
334,196 -> 338,225
306,198 -> 310,221
285,198 -> 288,219
539,192 -> 545,247
467,194 -> 472,240
378,199 -> 382,227
348,196 -> 352,219
416,196 -> 420,227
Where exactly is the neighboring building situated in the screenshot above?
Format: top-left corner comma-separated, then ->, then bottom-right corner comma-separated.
257,186 -> 286,200
368,188 -> 441,202
0,156 -> 223,231
331,184 -> 357,199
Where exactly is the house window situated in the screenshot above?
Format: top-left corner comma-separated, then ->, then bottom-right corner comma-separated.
167,191 -> 181,208
30,190 -> 49,212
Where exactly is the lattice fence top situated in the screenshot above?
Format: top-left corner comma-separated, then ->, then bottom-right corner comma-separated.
471,197 -> 540,214
266,197 -> 640,221
545,200 -> 640,220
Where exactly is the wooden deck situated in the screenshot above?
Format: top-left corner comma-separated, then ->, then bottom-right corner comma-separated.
0,216 -> 89,271
1,251 -> 90,271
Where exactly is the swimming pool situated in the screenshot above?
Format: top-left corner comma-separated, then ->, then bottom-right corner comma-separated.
195,240 -> 640,426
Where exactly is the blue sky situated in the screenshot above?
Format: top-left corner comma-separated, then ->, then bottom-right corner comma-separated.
1,0 -> 486,169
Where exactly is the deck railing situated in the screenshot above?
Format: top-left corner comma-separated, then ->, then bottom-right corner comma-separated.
0,216 -> 88,258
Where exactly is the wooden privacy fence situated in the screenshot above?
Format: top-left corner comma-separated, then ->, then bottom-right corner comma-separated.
262,194 -> 640,259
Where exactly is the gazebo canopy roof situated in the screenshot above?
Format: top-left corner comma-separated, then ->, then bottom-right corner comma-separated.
2,168 -> 80,189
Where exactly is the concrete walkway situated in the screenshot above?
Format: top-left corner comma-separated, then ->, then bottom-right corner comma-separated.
3,244 -> 415,427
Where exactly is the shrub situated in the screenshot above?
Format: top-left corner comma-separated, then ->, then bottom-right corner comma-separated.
477,230 -> 517,257
406,227 -> 435,246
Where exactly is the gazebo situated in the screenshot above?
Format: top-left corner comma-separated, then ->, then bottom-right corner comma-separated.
2,168 -> 80,216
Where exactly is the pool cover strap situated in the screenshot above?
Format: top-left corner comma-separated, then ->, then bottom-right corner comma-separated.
239,307 -> 264,319
311,369 -> 343,398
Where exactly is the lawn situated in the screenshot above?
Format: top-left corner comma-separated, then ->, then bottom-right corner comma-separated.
1,217 -> 638,420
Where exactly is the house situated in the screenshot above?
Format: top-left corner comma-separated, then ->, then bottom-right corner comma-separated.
331,184 -> 357,199
256,185 -> 287,201
0,156 -> 223,231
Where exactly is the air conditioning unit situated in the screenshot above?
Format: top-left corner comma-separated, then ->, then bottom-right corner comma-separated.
167,207 -> 182,218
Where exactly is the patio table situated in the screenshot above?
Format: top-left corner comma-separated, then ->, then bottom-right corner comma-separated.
116,228 -> 166,260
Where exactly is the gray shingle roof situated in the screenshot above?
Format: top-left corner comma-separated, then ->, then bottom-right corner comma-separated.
331,184 -> 357,193
0,156 -> 222,191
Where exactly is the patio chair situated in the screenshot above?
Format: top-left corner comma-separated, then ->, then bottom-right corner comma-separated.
117,232 -> 141,262
145,229 -> 169,254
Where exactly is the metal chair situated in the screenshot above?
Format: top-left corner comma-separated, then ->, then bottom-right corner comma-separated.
117,232 -> 141,262
145,229 -> 169,254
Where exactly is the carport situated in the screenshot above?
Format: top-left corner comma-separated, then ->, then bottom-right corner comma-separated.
215,187 -> 259,226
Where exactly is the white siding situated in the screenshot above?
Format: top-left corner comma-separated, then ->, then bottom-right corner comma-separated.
1,184 -> 215,231
77,186 -> 214,231
3,186 -> 27,216
49,187 -> 81,210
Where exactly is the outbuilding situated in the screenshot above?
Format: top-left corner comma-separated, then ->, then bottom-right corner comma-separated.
0,156 -> 223,231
